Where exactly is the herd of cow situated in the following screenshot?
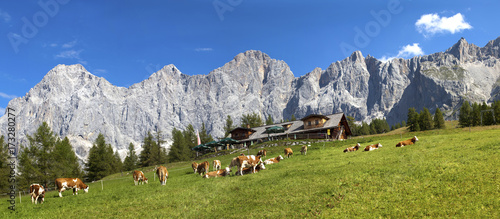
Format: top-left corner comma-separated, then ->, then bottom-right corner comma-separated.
190,144 -> 308,179
343,136 -> 419,152
28,136 -> 417,205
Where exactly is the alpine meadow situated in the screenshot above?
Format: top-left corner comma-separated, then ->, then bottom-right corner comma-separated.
2,122 -> 499,218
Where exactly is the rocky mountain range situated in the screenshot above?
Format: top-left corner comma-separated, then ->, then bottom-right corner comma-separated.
1,36 -> 499,161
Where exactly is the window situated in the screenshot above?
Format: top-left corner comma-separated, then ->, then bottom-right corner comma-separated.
308,121 -> 311,126
315,120 -> 319,125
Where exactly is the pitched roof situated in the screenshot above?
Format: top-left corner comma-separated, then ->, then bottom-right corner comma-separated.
240,112 -> 346,142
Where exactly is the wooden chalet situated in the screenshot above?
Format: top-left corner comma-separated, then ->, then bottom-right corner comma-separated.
229,112 -> 352,147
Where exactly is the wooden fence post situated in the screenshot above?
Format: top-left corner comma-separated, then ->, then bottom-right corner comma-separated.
101,180 -> 103,190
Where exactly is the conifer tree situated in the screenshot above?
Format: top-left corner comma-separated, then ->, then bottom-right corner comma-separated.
433,108 -> 445,129
168,128 -> 189,162
240,112 -> 263,128
18,122 -> 57,188
199,122 -> 214,144
85,133 -> 114,181
291,114 -> 297,121
223,115 -> 235,138
123,143 -> 138,171
407,108 -> 419,132
0,136 -> 10,193
471,102 -> 481,126
265,115 -> 274,125
419,108 -> 433,131
459,101 -> 471,127
53,137 -> 83,179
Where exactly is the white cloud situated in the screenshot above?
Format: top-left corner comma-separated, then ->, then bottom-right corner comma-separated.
55,49 -> 83,59
62,40 -> 78,48
195,48 -> 213,52
0,92 -> 17,99
380,43 -> 424,62
0,9 -> 11,23
415,13 -> 472,37
55,49 -> 87,65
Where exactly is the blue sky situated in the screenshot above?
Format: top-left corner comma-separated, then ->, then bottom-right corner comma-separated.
1,0 -> 499,115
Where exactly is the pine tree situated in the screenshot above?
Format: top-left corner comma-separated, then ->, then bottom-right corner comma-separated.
358,122 -> 371,136
471,102 -> 481,126
139,132 -> 156,167
0,136 -> 10,193
493,101 -> 500,124
419,108 -> 433,131
407,108 -> 418,132
401,120 -> 406,127
346,116 -> 359,136
18,122 -> 57,188
240,112 -> 263,128
85,133 -> 114,181
433,108 -> 445,129
52,137 -> 83,179
223,115 -> 235,138
112,151 -> 123,173
265,115 -> 274,125
459,101 -> 471,127
199,122 -> 214,144
291,114 -> 297,121
123,143 -> 138,171
168,128 -> 189,162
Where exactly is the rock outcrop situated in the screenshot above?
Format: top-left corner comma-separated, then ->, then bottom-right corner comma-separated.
2,37 -> 500,161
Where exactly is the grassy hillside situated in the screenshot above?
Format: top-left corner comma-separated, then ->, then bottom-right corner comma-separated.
2,125 -> 499,218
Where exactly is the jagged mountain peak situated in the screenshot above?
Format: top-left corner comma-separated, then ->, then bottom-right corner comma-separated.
3,36 -> 500,162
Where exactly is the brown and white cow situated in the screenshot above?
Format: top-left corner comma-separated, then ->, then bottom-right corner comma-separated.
29,184 -> 45,204
55,178 -> 89,197
264,155 -> 284,165
257,149 -> 267,158
235,163 -> 266,175
156,166 -> 168,185
344,143 -> 361,153
197,161 -> 209,176
284,148 -> 293,158
133,170 -> 148,185
192,162 -> 198,173
363,143 -> 383,151
234,155 -> 263,176
396,136 -> 419,147
213,160 -> 221,171
300,145 -> 308,155
203,167 -> 232,178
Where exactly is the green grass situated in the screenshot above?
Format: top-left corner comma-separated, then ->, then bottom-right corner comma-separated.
2,125 -> 499,218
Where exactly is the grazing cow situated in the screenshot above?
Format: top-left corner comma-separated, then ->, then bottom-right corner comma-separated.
55,178 -> 89,197
264,155 -> 284,165
203,167 -> 232,178
235,155 -> 263,176
344,143 -> 361,153
192,162 -> 198,173
197,161 -> 209,176
396,136 -> 419,147
29,184 -> 45,204
300,145 -> 308,155
133,170 -> 148,185
235,163 -> 266,175
213,160 -> 221,171
257,149 -> 267,158
363,143 -> 383,151
284,148 -> 293,158
156,166 -> 168,185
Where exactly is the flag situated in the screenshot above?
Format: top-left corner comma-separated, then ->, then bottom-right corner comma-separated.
196,129 -> 201,145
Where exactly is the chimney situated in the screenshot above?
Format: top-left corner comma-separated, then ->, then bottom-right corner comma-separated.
246,124 -> 250,129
